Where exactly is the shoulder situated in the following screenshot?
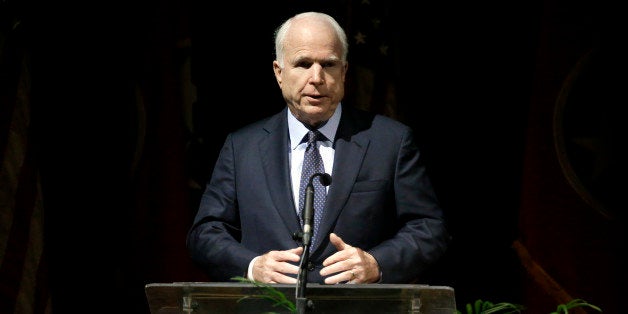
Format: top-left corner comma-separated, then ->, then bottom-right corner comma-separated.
373,114 -> 410,132
342,104 -> 412,136
229,109 -> 286,140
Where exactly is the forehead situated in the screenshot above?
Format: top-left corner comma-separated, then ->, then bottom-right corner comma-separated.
284,20 -> 342,60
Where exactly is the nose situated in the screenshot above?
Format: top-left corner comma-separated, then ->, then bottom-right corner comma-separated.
309,64 -> 324,84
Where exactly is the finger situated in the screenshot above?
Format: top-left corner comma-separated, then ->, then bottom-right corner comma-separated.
254,263 -> 300,284
323,269 -> 356,285
320,254 -> 356,277
254,249 -> 303,283
289,246 -> 304,255
322,245 -> 357,268
347,269 -> 357,284
258,268 -> 298,284
268,249 -> 302,263
321,250 -> 347,268
265,256 -> 300,284
329,233 -> 348,251
271,272 -> 298,284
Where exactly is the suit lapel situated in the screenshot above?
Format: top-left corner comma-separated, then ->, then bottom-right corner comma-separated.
312,106 -> 371,252
259,110 -> 302,236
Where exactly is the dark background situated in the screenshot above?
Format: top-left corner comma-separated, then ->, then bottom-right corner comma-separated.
1,0 -> 624,313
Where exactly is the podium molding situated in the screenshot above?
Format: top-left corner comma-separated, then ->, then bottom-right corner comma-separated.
145,282 -> 456,313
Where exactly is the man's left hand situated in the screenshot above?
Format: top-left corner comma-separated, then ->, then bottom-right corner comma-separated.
320,233 -> 381,284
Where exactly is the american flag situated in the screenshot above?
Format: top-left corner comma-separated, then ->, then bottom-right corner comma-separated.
344,0 -> 400,120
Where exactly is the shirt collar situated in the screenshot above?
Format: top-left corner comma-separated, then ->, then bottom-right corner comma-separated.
288,103 -> 341,150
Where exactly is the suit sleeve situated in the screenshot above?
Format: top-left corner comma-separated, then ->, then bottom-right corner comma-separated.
367,127 -> 451,283
186,133 -> 258,281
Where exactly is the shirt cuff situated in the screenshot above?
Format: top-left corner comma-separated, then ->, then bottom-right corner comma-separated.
365,251 -> 383,283
247,256 -> 260,281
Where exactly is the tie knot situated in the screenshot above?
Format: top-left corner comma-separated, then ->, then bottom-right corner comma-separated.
305,130 -> 324,145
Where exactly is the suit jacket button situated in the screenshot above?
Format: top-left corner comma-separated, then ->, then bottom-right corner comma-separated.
307,262 -> 315,271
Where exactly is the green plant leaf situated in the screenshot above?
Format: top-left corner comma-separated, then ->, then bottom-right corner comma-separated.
458,297 -> 600,314
456,300 -> 524,314
549,298 -> 602,314
231,276 -> 297,313
475,299 -> 484,313
482,302 -> 525,313
465,302 -> 473,314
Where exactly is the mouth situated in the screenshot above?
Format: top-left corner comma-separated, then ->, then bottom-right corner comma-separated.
305,94 -> 325,101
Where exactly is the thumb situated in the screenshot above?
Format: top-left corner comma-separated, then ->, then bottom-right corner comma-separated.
329,233 -> 348,251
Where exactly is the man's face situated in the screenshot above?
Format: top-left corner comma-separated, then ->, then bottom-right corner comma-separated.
273,19 -> 347,127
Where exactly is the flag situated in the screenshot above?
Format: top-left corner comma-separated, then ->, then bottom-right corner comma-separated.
345,0 -> 400,120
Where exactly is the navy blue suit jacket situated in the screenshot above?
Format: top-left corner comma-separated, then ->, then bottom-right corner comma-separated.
187,105 -> 450,283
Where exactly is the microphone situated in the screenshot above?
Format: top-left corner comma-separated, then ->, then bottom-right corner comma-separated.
302,173 -> 332,246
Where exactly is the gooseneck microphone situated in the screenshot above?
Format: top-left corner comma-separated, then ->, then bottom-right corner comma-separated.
296,172 -> 331,314
302,172 -> 332,246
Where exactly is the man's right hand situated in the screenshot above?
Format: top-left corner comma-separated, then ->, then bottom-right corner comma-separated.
252,247 -> 303,283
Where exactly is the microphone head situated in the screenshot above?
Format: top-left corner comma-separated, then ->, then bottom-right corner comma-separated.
318,173 -> 332,186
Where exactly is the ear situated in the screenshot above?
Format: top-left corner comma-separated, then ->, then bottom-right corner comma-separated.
273,61 -> 283,86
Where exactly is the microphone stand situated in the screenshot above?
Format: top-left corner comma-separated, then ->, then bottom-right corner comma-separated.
296,183 -> 315,314
296,241 -> 312,313
295,173 -> 331,314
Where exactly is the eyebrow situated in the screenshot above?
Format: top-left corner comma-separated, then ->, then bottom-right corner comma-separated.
292,55 -> 341,64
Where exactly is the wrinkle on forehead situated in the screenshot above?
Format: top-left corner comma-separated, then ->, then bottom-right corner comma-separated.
284,21 -> 342,64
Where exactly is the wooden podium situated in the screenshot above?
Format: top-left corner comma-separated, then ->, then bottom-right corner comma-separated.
145,282 -> 456,313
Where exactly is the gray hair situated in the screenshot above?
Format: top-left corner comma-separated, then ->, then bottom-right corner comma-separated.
274,12 -> 349,68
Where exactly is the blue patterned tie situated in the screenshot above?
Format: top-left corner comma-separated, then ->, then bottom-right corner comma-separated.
299,130 -> 327,247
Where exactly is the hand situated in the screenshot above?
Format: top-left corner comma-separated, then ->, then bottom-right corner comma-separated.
252,247 -> 303,284
320,233 -> 381,284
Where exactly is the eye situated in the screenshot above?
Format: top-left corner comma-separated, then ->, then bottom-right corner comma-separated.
322,61 -> 339,68
295,60 -> 313,68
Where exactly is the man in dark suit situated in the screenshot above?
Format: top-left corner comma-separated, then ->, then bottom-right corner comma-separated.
187,11 -> 450,284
